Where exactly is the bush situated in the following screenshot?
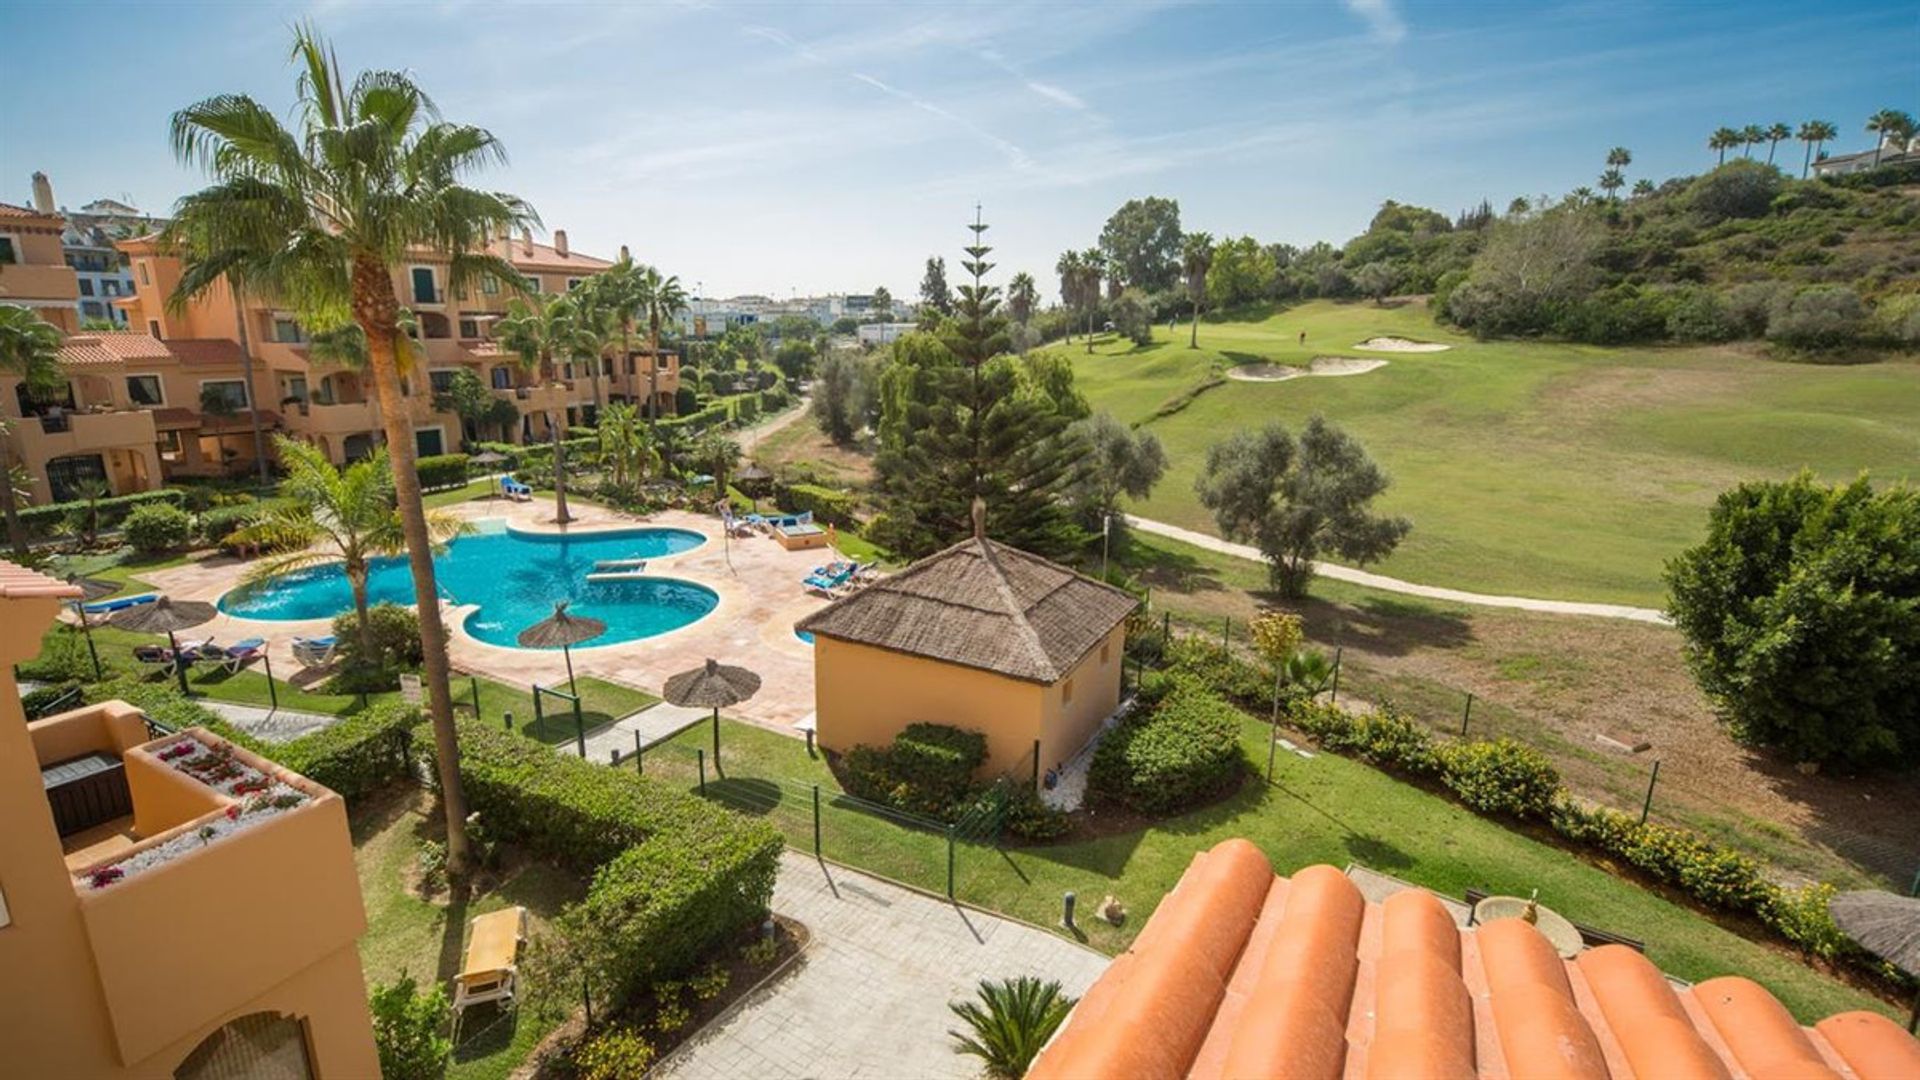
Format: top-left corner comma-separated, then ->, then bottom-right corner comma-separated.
1684,160 -> 1785,223
19,630 -> 98,684
369,975 -> 452,1080
16,488 -> 186,544
1437,738 -> 1558,818
1003,786 -> 1071,842
123,503 -> 191,553
414,453 -> 470,492
276,701 -> 418,801
1090,680 -> 1245,814
573,1028 -> 655,1080
1762,882 -> 1853,961
841,723 -> 986,817
776,482 -> 858,528
331,603 -> 435,691
1549,799 -> 1773,910
1164,637 -> 1272,714
1664,286 -> 1740,342
1766,284 -> 1868,350
22,681 -> 82,719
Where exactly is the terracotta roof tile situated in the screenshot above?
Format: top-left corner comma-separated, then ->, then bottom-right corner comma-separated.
0,201 -> 59,221
1029,840 -> 1920,1078
0,561 -> 83,600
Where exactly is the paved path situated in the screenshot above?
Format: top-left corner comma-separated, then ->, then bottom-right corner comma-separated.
554,701 -> 710,763
738,397 -> 810,455
657,852 -> 1109,1080
199,700 -> 340,744
1126,516 -> 1670,625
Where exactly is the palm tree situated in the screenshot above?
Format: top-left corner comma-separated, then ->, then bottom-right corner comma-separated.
1740,124 -> 1764,159
693,429 -> 740,494
496,294 -> 586,524
587,257 -> 644,404
1285,648 -> 1335,697
1078,248 -> 1105,352
1181,231 -> 1214,348
1710,127 -> 1741,165
1605,146 -> 1632,172
1598,168 -> 1626,203
1866,109 -> 1916,167
0,307 -> 67,557
1631,178 -> 1656,199
1763,122 -> 1791,165
1006,271 -> 1037,328
1053,250 -> 1083,343
596,400 -> 655,493
634,266 -> 688,433
1798,119 -> 1838,177
948,977 -> 1075,1079
234,437 -> 469,659
166,25 -> 537,873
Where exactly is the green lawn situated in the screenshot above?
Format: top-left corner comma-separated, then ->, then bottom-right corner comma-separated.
1056,301 -> 1920,605
632,714 -> 1895,1025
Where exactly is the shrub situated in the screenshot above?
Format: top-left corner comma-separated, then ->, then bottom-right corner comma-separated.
276,701 -> 418,801
1684,160 -> 1785,223
1766,284 -> 1868,350
413,453 -> 470,491
841,723 -> 987,817
1548,799 -> 1773,910
331,603 -> 435,691
1664,286 -> 1740,342
19,630 -> 98,683
776,482 -> 858,528
1762,881 -> 1853,961
674,386 -> 698,414
1090,680 -> 1245,814
1002,786 -> 1071,842
573,1028 -> 655,1080
1437,738 -> 1558,818
123,503 -> 191,553
949,977 -> 1076,1080
16,488 -> 185,544
369,975 -> 452,1080
22,681 -> 82,719
1165,637 -> 1273,714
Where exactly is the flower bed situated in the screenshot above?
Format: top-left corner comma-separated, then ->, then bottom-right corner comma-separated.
77,735 -> 311,891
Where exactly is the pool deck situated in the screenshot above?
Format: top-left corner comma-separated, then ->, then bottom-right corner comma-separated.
134,495 -> 831,733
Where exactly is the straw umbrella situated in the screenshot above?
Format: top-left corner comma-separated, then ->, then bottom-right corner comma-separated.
735,463 -> 772,510
109,596 -> 217,695
662,657 -> 761,767
470,450 -> 510,499
1829,890 -> 1920,1031
64,574 -> 116,680
516,601 -> 604,697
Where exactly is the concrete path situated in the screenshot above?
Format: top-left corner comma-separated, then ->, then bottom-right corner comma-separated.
554,701 -> 710,763
656,852 -> 1109,1080
738,397 -> 810,455
1125,516 -> 1670,625
199,700 -> 340,744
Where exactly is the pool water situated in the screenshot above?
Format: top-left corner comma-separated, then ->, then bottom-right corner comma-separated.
220,524 -> 717,648
795,628 -> 814,645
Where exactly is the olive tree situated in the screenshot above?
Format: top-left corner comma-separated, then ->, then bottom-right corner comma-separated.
1194,417 -> 1410,598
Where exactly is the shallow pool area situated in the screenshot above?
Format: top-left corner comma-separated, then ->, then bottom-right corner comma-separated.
220,523 -> 718,648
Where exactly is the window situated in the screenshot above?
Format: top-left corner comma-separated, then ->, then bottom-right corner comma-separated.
415,428 -> 445,457
567,278 -> 584,291
481,275 -> 499,295
157,430 -> 183,461
126,375 -> 164,406
410,266 -> 438,304
146,319 -> 161,339
285,376 -> 308,402
81,301 -> 104,317
523,275 -> 541,294
0,236 -> 17,264
78,278 -> 95,297
1062,678 -> 1075,705
46,455 -> 109,503
199,379 -> 249,410
490,366 -> 513,390
272,317 -> 303,343
459,318 -> 480,339
138,261 -> 150,285
429,370 -> 457,395
102,280 -> 119,297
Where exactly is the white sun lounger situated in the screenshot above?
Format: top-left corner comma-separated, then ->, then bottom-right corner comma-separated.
585,569 -> 651,583
591,558 -> 648,572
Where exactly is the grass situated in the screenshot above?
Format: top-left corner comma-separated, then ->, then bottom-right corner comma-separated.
1055,301 -> 1920,605
351,787 -> 585,1080
631,712 -> 1897,1026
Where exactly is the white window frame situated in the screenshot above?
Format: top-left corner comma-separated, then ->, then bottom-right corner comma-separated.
0,233 -> 20,266
125,373 -> 166,408
197,378 -> 251,410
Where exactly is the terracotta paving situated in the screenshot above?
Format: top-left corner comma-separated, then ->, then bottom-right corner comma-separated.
138,496 -> 830,735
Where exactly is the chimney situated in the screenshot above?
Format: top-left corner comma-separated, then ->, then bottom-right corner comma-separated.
971,496 -> 987,541
619,244 -> 630,262
31,171 -> 54,214
520,228 -> 534,256
553,229 -> 569,258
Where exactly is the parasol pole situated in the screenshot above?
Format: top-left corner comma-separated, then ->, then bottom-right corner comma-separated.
563,642 -> 579,698
167,628 -> 190,695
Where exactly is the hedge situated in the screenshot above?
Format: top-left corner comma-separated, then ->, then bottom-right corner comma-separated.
198,498 -> 299,544
415,453 -> 470,492
1090,679 -> 1246,814
843,723 -> 986,817
124,504 -> 192,553
17,488 -> 185,543
776,483 -> 857,528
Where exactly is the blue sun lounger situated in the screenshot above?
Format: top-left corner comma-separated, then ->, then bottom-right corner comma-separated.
81,592 -> 157,616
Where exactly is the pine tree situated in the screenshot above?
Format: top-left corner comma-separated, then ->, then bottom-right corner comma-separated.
874,209 -> 1085,558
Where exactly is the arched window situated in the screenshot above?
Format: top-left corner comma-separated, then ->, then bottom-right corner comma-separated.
174,1011 -> 313,1080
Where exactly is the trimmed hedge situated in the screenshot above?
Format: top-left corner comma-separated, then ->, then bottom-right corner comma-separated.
776,483 -> 857,528
843,723 -> 986,817
1437,739 -> 1559,819
125,503 -> 191,553
415,453 -> 470,492
1090,679 -> 1246,813
17,488 -> 185,543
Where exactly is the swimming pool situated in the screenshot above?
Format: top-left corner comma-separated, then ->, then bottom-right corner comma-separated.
219,524 -> 718,648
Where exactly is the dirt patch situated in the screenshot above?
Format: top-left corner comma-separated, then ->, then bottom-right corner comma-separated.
1355,337 -> 1450,352
1226,357 -> 1389,382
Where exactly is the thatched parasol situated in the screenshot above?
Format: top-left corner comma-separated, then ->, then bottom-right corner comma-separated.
663,659 -> 760,767
65,573 -> 119,602
111,596 -> 217,694
516,601 -> 605,696
1829,889 -> 1920,1031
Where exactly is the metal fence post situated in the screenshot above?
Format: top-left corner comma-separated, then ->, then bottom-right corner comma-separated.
503,710 -> 513,732
573,696 -> 586,758
634,730 -> 643,773
1640,760 -> 1661,825
946,824 -> 956,898
712,709 -> 721,771
1460,693 -> 1474,737
1329,647 -> 1343,704
1032,739 -> 1041,791
812,784 -> 822,856
533,688 -> 544,740
1162,611 -> 1171,650
470,674 -> 481,719
697,749 -> 707,797
263,650 -> 278,711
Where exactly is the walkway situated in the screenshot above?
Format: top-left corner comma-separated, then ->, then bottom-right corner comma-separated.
1125,516 -> 1670,625
554,701 -> 710,763
198,700 -> 340,744
656,852 -> 1109,1080
738,396 -> 810,455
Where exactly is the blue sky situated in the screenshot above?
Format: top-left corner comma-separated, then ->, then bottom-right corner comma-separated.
3,1 -> 1914,301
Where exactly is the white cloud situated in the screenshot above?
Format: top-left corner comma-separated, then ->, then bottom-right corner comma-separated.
1342,0 -> 1407,45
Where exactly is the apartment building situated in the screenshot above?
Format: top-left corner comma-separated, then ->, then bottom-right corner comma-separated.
0,198 -> 82,333
0,561 -> 379,1077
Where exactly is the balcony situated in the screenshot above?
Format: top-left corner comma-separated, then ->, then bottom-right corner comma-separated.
28,702 -> 364,1065
284,399 -> 377,436
0,261 -> 80,301
11,408 -> 157,458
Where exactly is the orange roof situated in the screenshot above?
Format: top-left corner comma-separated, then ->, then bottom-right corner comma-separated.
509,240 -> 612,273
0,201 -> 60,222
1028,840 -> 1920,1080
56,334 -> 250,369
0,561 -> 83,600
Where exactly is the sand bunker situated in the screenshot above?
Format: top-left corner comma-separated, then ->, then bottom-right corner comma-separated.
1227,356 -> 1388,382
1354,337 -> 1450,353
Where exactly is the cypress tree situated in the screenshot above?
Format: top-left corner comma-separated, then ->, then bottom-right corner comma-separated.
873,209 -> 1084,558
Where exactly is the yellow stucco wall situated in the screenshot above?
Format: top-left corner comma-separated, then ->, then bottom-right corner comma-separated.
813,626 -> 1127,785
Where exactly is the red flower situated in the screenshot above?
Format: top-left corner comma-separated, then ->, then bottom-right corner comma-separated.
225,804 -> 240,821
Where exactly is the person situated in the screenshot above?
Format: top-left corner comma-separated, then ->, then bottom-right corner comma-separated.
1298,330 -> 1306,346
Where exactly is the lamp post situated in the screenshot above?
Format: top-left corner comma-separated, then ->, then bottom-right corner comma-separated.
1101,512 -> 1113,581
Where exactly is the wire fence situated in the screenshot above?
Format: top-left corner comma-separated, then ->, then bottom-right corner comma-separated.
1157,612 -> 1920,892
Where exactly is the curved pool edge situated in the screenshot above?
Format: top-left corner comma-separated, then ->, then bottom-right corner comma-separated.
457,574 -> 722,651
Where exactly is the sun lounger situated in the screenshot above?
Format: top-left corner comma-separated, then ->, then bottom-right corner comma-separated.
451,906 -> 527,1039
291,635 -> 337,668
592,558 -> 648,572
803,562 -> 858,595
220,638 -> 267,674
501,477 -> 533,501
81,592 -> 157,616
585,569 -> 651,583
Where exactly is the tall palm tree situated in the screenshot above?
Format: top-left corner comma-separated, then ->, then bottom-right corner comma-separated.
1866,109 -> 1916,167
596,401 -> 657,494
1078,248 -> 1105,353
1598,168 -> 1626,203
1605,146 -> 1632,172
1631,178 -> 1655,199
0,307 -> 68,557
1710,127 -> 1741,165
634,266 -> 688,433
1763,123 -> 1791,165
496,294 -> 586,524
1740,124 -> 1765,159
588,257 -> 644,403
234,437 -> 469,659
1006,271 -> 1037,328
159,245 -> 274,486
1053,250 -> 1083,343
1798,119 -> 1838,177
1181,231 -> 1214,349
166,25 -> 535,874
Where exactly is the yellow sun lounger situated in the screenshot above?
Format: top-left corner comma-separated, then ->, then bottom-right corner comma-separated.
451,906 -> 527,1037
